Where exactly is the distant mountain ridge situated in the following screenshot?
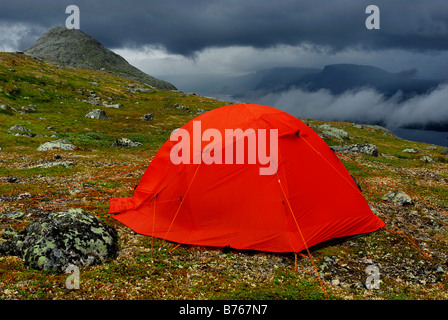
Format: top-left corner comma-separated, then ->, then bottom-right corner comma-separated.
287,64 -> 441,98
24,26 -> 176,90
167,64 -> 443,100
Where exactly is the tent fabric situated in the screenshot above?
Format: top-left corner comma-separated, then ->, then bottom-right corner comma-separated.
109,103 -> 384,253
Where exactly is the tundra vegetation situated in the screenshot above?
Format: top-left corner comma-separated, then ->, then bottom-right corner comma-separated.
0,52 -> 447,300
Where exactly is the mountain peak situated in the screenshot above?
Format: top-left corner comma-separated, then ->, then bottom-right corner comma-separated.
24,26 -> 176,90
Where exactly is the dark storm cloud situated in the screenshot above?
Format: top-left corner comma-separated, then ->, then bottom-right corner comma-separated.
2,0 -> 448,55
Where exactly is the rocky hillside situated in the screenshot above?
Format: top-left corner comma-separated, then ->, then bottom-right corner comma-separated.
0,52 -> 448,301
24,26 -> 176,90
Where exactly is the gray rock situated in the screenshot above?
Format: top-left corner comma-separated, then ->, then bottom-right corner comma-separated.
436,266 -> 445,274
85,99 -> 101,106
382,190 -> 413,206
14,132 -> 36,138
17,193 -> 32,200
420,156 -> 434,163
318,124 -> 350,140
103,103 -> 122,109
0,211 -> 25,220
141,113 -> 154,121
85,109 -> 108,119
37,139 -> 76,151
21,105 -> 36,113
368,204 -> 380,216
403,148 -> 418,153
9,124 -> 28,132
1,227 -> 19,239
441,148 -> 448,155
34,161 -> 75,168
0,104 -> 14,115
330,144 -> 378,157
135,88 -> 152,93
1,176 -> 21,183
174,104 -> 190,111
331,279 -> 341,286
0,208 -> 118,271
111,138 -> 142,147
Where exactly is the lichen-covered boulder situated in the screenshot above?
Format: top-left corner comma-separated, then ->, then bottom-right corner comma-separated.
37,139 -> 76,151
318,124 -> 350,140
0,208 -> 118,271
330,144 -> 379,157
382,190 -> 413,206
85,109 -> 108,119
111,137 -> 142,147
420,156 -> 434,163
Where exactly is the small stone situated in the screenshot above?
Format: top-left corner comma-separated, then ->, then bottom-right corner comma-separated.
420,156 -> 433,163
382,190 -> 413,206
1,227 -> 19,239
21,105 -> 36,113
436,266 -> 445,274
1,176 -> 21,183
368,204 -> 380,216
318,124 -> 350,140
403,148 -> 418,153
0,104 -> 14,114
142,113 -> 154,121
0,211 -> 25,220
37,140 -> 76,151
85,109 -> 108,119
103,102 -> 122,108
330,144 -> 378,157
17,193 -> 32,200
331,279 -> 340,286
111,138 -> 142,147
35,161 -> 75,168
174,104 -> 190,111
9,124 -> 28,132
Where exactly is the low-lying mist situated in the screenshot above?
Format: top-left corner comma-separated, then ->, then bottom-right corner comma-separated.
250,84 -> 448,131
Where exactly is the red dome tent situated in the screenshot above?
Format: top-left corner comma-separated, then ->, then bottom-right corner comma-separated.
109,104 -> 384,253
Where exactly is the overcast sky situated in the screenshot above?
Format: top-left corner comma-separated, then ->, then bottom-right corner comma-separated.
1,0 -> 448,80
